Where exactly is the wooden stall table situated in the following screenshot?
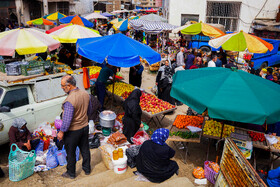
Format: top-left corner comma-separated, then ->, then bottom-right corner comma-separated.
266,135 -> 280,169
167,125 -> 202,164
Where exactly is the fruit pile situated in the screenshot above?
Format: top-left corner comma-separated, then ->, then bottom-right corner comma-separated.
273,137 -> 280,150
121,91 -> 131,99
88,66 -> 102,75
173,115 -> 204,129
248,131 -> 266,142
205,161 -> 220,173
203,120 -> 234,138
222,125 -> 235,138
116,113 -> 124,124
106,82 -> 134,97
140,92 -> 175,114
170,131 -> 199,139
193,167 -> 205,179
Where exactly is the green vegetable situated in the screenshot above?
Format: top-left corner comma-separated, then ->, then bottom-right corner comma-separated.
170,131 -> 199,139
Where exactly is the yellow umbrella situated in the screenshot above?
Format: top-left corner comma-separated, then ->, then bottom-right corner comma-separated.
110,18 -> 123,24
49,25 -> 101,43
0,28 -> 60,56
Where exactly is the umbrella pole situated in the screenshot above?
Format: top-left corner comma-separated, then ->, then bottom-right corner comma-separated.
111,74 -> 115,109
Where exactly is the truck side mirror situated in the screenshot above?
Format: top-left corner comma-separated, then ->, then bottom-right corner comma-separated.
0,106 -> 10,112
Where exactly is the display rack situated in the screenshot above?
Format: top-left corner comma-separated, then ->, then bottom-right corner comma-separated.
215,138 -> 266,187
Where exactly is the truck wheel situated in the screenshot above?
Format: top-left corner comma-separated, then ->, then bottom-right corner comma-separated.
261,62 -> 268,69
200,46 -> 211,53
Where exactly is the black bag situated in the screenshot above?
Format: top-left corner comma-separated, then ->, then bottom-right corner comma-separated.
126,145 -> 141,168
89,134 -> 100,149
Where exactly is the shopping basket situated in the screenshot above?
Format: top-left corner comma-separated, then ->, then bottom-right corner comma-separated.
204,161 -> 219,184
9,144 -> 36,182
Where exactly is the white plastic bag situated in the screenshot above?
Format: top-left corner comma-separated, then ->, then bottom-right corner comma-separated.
89,120 -> 95,134
265,134 -> 279,145
187,126 -> 202,133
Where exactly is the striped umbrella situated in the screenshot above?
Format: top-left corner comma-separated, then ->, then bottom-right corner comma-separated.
26,18 -> 55,26
0,28 -> 60,56
209,30 -> 274,53
60,15 -> 94,27
46,23 -> 71,34
181,21 -> 224,38
49,25 -> 100,43
129,19 -> 178,34
113,17 -> 138,31
43,11 -> 66,20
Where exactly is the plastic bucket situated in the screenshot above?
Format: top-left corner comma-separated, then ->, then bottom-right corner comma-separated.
112,156 -> 127,174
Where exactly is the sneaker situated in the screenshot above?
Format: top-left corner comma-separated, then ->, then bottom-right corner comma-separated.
61,172 -> 75,179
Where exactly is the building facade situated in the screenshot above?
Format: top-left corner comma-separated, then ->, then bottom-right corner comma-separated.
94,0 -> 133,13
163,0 -> 279,32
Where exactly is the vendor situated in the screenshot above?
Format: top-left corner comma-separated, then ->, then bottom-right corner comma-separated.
123,89 -> 142,143
8,118 -> 39,151
129,63 -> 144,88
95,64 -> 114,111
136,128 -> 179,183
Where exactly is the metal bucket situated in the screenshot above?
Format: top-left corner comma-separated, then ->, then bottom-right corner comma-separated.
99,110 -> 116,128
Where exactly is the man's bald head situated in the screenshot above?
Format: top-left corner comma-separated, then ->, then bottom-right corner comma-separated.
62,75 -> 76,86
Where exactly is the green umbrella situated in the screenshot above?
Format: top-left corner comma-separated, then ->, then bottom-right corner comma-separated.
171,67 -> 280,125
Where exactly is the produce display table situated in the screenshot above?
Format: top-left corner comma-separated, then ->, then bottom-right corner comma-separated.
265,135 -> 280,169
167,115 -> 203,163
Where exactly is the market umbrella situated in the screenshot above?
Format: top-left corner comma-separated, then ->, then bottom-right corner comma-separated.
26,18 -> 55,26
113,16 -> 139,31
101,12 -> 114,17
0,28 -> 60,56
84,13 -> 108,20
139,13 -> 167,23
171,68 -> 280,125
109,18 -> 123,24
49,25 -> 100,43
45,23 -> 71,34
209,30 -> 274,53
76,33 -> 161,67
59,15 -> 94,27
181,21 -> 225,38
145,8 -> 158,13
43,11 -> 66,20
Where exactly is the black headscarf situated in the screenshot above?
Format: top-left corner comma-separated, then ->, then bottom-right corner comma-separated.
123,89 -> 142,116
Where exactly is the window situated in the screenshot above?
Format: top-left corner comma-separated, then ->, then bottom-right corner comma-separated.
1,88 -> 29,109
206,2 -> 241,31
57,2 -> 69,15
181,14 -> 199,26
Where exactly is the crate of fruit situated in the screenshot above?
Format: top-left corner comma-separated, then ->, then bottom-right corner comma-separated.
21,61 -> 45,76
173,115 -> 204,129
202,119 -> 235,139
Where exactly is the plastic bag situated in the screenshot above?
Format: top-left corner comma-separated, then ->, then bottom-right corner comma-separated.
56,146 -> 67,166
89,134 -> 100,149
187,126 -> 202,133
99,144 -> 115,170
46,146 -> 58,169
193,167 -> 205,179
131,128 -> 150,145
89,120 -> 95,134
76,147 -> 80,161
126,145 -> 141,168
54,119 -> 62,130
35,139 -> 44,154
35,150 -> 47,166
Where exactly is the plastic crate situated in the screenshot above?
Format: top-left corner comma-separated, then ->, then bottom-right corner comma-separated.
6,61 -> 28,76
0,62 -> 6,73
204,161 -> 219,184
9,144 -> 36,182
21,61 -> 45,76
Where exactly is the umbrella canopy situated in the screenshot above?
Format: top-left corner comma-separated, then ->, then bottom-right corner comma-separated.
46,23 -> 71,34
43,11 -> 66,20
113,17 -> 138,31
26,18 -> 55,26
209,30 -> 274,53
59,15 -> 94,27
76,33 -> 161,67
171,68 -> 280,125
181,21 -> 225,38
101,12 -> 114,17
109,18 -> 123,24
50,25 -> 100,43
145,8 -> 158,13
129,19 -> 178,34
0,28 -> 60,56
84,13 -> 108,20
139,13 -> 167,22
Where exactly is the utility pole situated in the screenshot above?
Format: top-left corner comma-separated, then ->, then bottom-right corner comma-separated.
43,0 -> 49,30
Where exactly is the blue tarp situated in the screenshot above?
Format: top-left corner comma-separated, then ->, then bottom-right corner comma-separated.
76,33 -> 161,67
59,15 -> 94,28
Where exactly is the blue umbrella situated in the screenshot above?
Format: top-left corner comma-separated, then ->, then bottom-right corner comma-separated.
76,33 -> 161,67
101,12 -> 114,17
59,15 -> 94,27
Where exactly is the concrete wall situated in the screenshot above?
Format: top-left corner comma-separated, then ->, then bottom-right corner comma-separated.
168,0 -> 279,32
73,0 -> 94,15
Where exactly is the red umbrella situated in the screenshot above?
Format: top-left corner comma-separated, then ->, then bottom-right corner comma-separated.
146,8 -> 158,13
46,23 -> 71,34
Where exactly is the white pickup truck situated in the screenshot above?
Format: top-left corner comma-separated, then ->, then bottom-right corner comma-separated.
0,70 -> 87,145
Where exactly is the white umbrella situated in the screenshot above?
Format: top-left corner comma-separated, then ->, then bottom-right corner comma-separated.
139,14 -> 167,23
84,13 -> 108,20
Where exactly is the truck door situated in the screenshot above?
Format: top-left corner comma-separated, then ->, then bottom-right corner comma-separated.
0,87 -> 36,144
